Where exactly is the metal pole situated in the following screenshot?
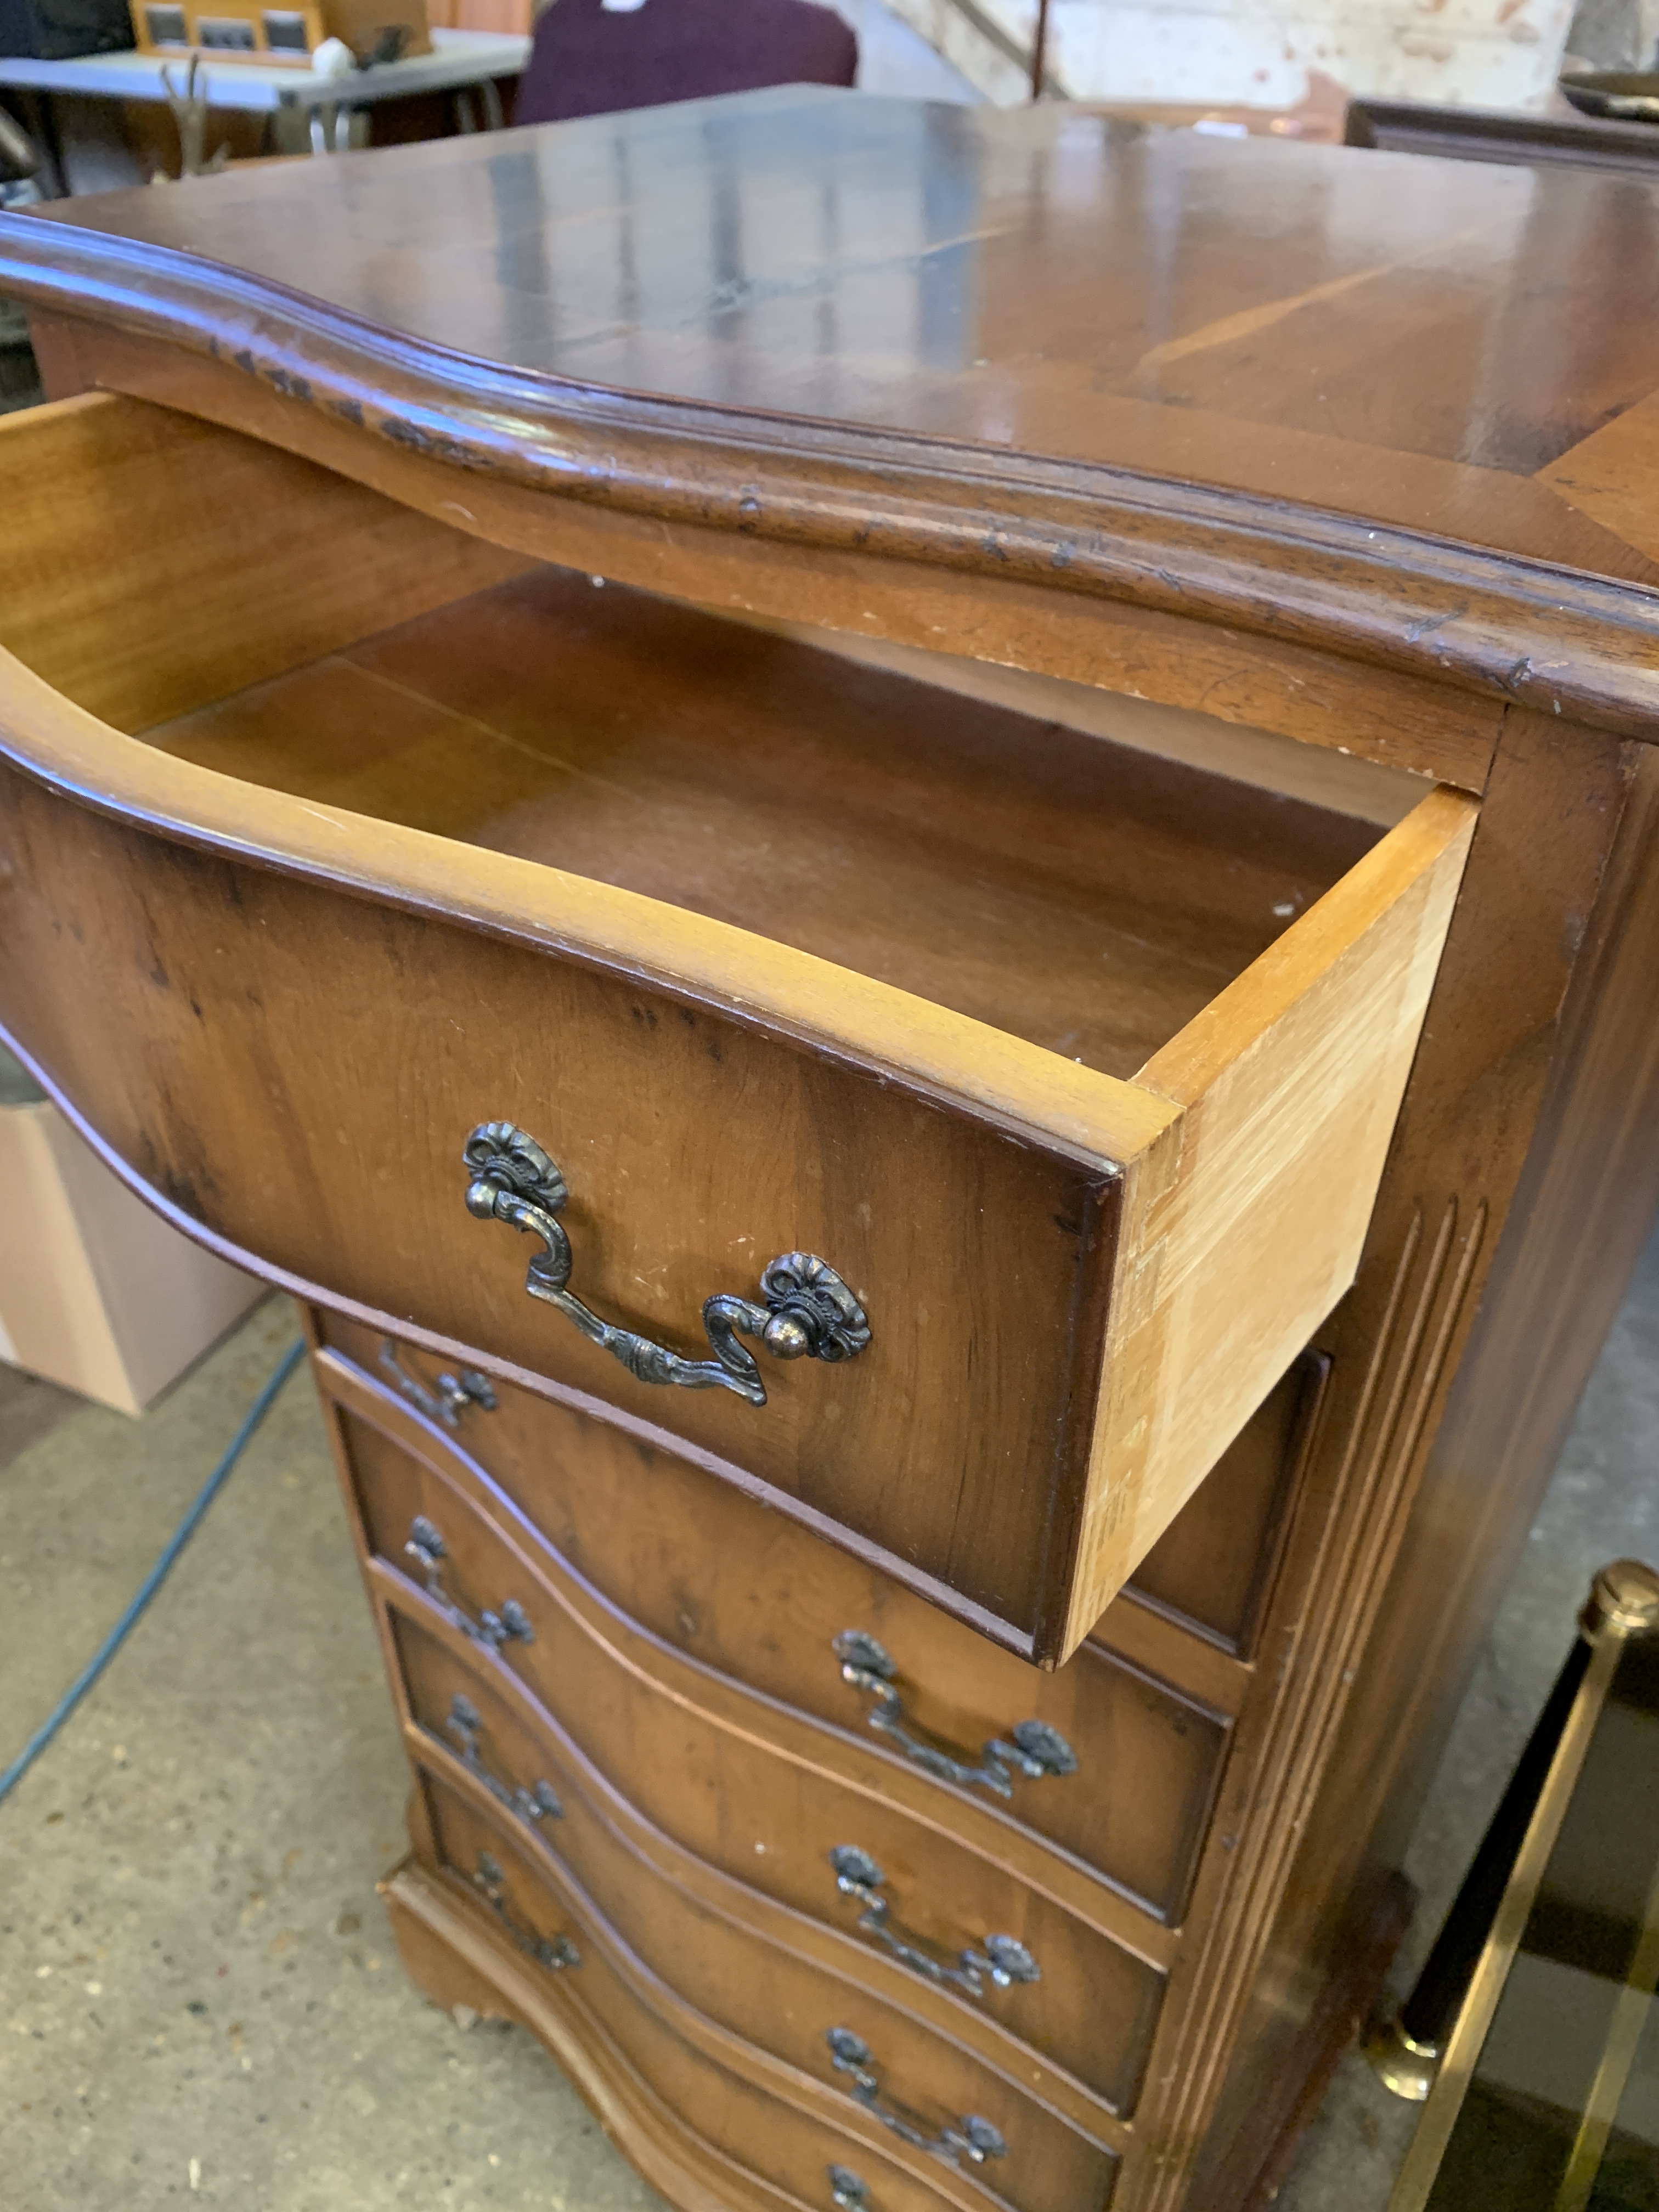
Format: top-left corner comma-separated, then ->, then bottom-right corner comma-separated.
1030,0 -> 1051,99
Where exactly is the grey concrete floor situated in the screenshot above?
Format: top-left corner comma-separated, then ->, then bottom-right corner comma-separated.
3,1239 -> 1657,2210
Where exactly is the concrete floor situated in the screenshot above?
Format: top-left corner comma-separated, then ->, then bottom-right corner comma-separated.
3,1240 -> 1658,2210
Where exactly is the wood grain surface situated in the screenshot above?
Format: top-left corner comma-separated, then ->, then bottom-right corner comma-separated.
321,1329 -> 1229,1934
416,1777 -> 1105,2212
325,1379 -> 1178,2093
140,560 -> 1378,1085
7,101 -> 1657,2212
411,1763 -> 1120,2212
386,1852 -> 990,2212
0,389 -> 530,727
1060,787 -> 1475,1653
22,313 -> 1509,785
0,752 -> 1111,1645
382,1861 -> 924,2212
328,1300 -> 1261,1719
10,96 -> 1659,738
0,389 -> 1474,1658
386,1595 -> 1133,2141
1151,709 -> 1643,2210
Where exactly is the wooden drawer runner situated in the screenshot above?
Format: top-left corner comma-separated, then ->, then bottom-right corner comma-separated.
0,394 -> 1476,1662
416,1770 -> 1120,2212
322,1327 -> 1235,1923
331,1395 -> 1167,2115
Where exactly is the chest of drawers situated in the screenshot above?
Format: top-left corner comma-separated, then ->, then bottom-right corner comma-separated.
4,89 -> 1659,2212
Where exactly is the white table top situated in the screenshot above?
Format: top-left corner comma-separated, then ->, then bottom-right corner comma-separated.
0,26 -> 528,109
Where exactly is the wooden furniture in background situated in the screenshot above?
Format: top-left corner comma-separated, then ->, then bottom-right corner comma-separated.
423,0 -> 527,31
0,22 -> 524,182
126,0 -> 432,68
1344,93 -> 1659,172
4,88 -> 1659,2211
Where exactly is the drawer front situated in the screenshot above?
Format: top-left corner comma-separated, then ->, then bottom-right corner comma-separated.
412,1805 -> 977,2212
0,614 -> 1474,1669
417,1770 -> 1119,2212
326,1319 -> 1232,1922
334,1400 -> 1166,2115
386,1598 -> 1150,2127
0,757 -> 1107,1652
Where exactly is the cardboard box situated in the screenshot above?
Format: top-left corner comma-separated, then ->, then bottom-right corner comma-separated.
0,1059 -> 263,1414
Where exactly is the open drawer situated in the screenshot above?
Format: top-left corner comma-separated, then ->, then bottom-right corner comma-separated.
0,393 -> 1476,1664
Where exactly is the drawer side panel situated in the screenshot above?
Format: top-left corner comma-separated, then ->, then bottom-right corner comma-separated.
1060,789 -> 1479,1654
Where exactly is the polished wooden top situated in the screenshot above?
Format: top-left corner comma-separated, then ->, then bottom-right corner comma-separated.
5,88 -> 1659,730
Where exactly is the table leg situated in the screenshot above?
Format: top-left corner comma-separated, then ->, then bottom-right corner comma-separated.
307,103 -> 354,154
15,88 -> 67,199
481,78 -> 505,132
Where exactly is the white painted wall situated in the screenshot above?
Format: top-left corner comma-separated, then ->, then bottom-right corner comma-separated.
855,0 -> 1582,109
1045,0 -> 1578,106
838,0 -> 988,96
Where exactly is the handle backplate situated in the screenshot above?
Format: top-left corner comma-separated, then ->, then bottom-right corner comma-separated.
833,1630 -> 1077,1799
407,1515 -> 534,1654
441,1693 -> 563,1828
826,2028 -> 1007,2169
379,1338 -> 496,1430
464,1121 -> 870,1407
829,1846 -> 1039,2000
470,1850 -> 580,1973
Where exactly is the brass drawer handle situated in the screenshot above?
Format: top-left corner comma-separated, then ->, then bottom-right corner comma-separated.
825,2028 -> 1007,2170
833,1630 -> 1078,1799
828,1846 -> 1040,2000
828,2167 -> 870,2210
441,1693 -> 563,1827
470,1850 -> 580,1973
463,1121 -> 871,1407
379,1339 -> 496,1430
405,1515 -> 535,1653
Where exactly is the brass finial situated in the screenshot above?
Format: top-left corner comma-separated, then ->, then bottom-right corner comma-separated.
1581,1560 -> 1659,1643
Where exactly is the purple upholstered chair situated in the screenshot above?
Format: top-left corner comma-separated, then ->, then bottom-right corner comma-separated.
514,0 -> 859,128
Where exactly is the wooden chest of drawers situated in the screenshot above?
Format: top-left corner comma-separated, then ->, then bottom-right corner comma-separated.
5,88 -> 1659,2212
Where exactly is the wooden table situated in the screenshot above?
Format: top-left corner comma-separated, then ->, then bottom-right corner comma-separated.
2,87 -> 1659,2212
1,26 -> 527,173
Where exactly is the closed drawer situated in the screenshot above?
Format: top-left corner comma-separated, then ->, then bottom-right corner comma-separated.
387,1601 -> 1159,2132
334,1392 -> 1167,2115
324,1323 -> 1238,1924
395,1833 -> 990,2212
0,393 -> 1475,1661
416,1769 -> 1120,2212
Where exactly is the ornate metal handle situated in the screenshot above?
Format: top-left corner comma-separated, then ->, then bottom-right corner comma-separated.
462,1121 -> 871,1407
439,1693 -> 563,1827
828,2166 -> 870,2210
825,2029 -> 1007,2170
405,1515 -> 535,1654
828,1846 -> 1039,2001
469,1850 -> 580,1972
379,1339 -> 496,1430
833,1630 -> 1077,1800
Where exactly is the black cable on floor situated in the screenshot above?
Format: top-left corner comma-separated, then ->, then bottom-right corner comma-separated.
0,1336 -> 306,1808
